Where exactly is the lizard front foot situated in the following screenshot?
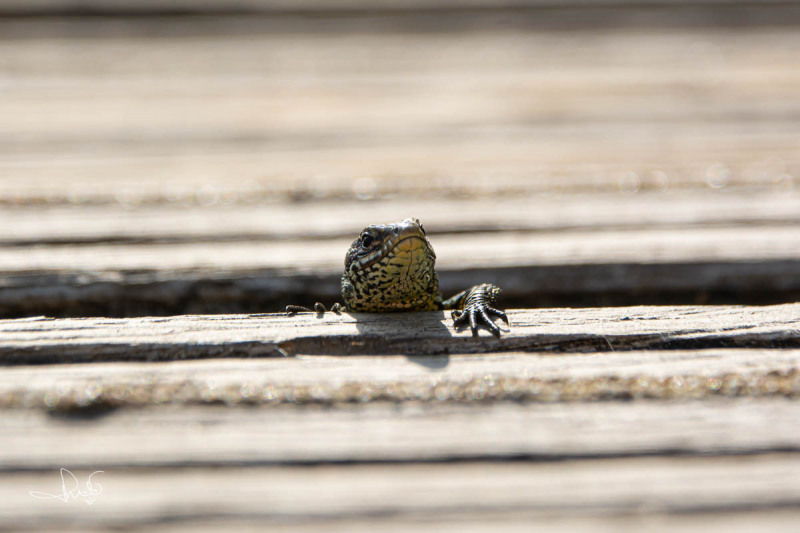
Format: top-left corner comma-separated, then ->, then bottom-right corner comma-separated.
450,283 -> 509,337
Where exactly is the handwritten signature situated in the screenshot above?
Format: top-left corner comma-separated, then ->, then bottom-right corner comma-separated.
29,468 -> 104,505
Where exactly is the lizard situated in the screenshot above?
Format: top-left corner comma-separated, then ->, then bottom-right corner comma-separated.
286,218 -> 509,336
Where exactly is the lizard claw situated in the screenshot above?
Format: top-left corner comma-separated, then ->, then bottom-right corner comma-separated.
450,284 -> 507,337
486,306 -> 509,325
286,303 -> 343,317
285,303 -> 327,317
453,306 -> 501,337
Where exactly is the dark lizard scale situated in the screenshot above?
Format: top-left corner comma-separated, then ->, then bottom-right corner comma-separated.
288,218 -> 509,336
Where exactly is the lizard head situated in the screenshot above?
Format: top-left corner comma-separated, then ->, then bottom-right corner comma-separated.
342,218 -> 439,312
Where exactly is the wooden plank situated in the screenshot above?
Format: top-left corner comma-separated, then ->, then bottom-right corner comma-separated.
1,399 -> 799,469
2,138 -> 797,206
4,25 -> 796,80
7,0 -> 800,13
2,193 -> 799,245
5,72 -> 800,144
3,510 -> 793,533
0,304 -> 798,365
0,349 -> 798,409
1,27 -> 798,204
2,10 -> 797,532
1,224 -> 798,316
4,226 -> 799,275
1,3 -> 799,41
1,456 -> 799,530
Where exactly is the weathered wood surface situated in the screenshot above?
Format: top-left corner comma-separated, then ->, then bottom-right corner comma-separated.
4,400 -> 800,469
4,193 -> 800,245
7,0 -> 800,12
3,3 -> 800,531
2,210 -> 799,316
3,223 -> 798,281
1,348 -> 798,410
3,316 -> 798,528
3,455 -> 799,531
1,304 -> 798,365
1,18 -> 798,206
2,1 -> 799,318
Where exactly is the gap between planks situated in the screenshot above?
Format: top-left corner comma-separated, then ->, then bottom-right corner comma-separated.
1,224 -> 799,317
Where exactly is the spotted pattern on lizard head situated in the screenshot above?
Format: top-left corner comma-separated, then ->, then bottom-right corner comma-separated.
342,218 -> 440,312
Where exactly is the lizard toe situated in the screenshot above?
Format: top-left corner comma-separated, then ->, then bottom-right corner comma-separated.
487,307 -> 509,325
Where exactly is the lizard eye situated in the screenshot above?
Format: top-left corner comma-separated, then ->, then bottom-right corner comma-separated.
360,233 -> 374,248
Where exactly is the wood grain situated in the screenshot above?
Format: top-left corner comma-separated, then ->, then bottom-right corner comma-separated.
1,304 -> 798,365
1,25 -> 798,205
2,6 -> 800,530
2,193 -> 800,245
2,399 -> 800,469
3,456 -> 800,530
7,0 -> 800,13
1,348 -> 798,409
2,221 -> 799,317
4,225 -> 799,275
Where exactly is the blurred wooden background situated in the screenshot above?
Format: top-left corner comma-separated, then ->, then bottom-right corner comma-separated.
1,1 -> 799,531
2,0 -> 800,317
